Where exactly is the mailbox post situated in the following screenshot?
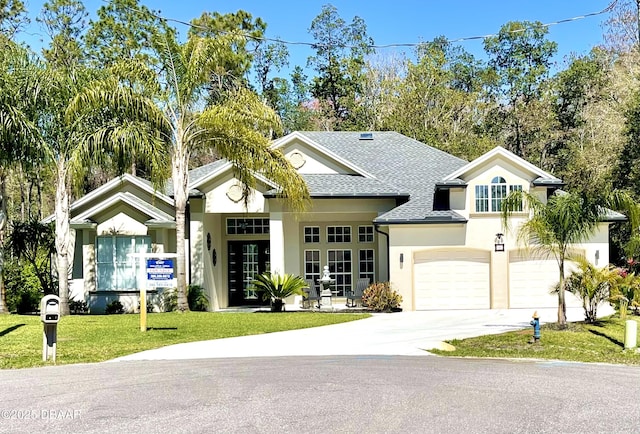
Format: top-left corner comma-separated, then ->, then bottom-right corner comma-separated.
40,294 -> 60,362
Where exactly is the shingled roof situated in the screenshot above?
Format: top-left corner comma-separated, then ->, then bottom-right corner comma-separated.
295,132 -> 468,223
184,131 -> 469,224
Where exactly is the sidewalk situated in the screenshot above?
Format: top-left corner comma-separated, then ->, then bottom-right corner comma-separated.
112,306 -> 611,362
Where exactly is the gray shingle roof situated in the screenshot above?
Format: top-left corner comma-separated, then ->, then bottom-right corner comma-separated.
184,131 -> 468,223
266,174 -> 410,198
298,132 -> 467,222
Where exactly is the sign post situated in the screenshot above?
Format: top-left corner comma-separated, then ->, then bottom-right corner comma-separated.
129,253 -> 177,332
143,258 -> 175,332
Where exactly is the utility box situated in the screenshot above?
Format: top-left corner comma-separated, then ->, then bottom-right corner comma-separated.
40,295 -> 61,324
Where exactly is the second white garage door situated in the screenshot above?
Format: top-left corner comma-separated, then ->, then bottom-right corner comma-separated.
509,250 -> 582,308
414,249 -> 491,310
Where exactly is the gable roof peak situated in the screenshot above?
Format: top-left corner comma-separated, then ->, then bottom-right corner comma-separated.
442,145 -> 561,182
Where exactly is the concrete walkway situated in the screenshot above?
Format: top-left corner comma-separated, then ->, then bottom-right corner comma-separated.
112,305 -> 613,362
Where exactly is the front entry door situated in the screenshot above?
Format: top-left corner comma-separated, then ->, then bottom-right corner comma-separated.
228,240 -> 270,306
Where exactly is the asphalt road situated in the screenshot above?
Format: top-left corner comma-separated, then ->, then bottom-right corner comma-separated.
1,356 -> 638,434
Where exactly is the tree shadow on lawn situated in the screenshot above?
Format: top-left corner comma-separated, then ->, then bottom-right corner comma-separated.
0,324 -> 25,337
589,329 -> 624,348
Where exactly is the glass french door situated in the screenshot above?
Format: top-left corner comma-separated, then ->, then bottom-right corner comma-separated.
227,240 -> 270,306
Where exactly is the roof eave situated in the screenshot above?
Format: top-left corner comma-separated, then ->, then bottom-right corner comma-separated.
264,192 -> 410,199
373,216 -> 468,224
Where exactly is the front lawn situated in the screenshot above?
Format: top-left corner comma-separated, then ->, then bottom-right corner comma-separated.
431,316 -> 640,365
0,311 -> 369,369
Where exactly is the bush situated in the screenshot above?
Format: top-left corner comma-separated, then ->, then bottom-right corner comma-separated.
4,258 -> 44,313
362,282 -> 402,312
560,257 -> 618,323
163,285 -> 209,312
69,299 -> 89,314
105,300 -> 125,314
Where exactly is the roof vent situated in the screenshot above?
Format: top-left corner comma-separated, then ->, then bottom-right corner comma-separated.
359,132 -> 373,140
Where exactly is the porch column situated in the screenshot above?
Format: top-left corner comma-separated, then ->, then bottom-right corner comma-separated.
269,212 -> 285,275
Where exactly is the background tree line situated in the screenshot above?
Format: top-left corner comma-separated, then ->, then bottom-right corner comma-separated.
1,0 -> 640,313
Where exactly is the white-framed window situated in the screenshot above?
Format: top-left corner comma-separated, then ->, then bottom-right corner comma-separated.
304,226 -> 320,243
475,177 -> 523,212
304,250 -> 321,283
328,249 -> 352,297
509,185 -> 523,211
359,249 -> 375,283
475,185 -> 489,212
96,236 -> 150,291
226,218 -> 270,235
358,225 -> 374,243
327,226 -> 351,243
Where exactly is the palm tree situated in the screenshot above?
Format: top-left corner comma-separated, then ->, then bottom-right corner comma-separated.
502,189 -> 639,327
150,33 -> 309,311
251,272 -> 308,312
0,41 -> 47,313
559,256 -> 619,323
50,70 -> 171,316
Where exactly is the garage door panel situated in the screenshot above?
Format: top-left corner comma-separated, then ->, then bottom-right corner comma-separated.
509,252 -> 582,309
414,250 -> 490,310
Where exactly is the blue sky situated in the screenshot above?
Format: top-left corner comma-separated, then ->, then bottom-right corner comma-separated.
20,0 -> 613,71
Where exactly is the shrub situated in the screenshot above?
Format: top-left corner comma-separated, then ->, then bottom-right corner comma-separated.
163,285 -> 210,312
69,299 -> 89,314
187,285 -> 209,311
105,300 -> 125,314
609,270 -> 640,320
362,282 -> 402,312
560,257 -> 618,323
4,258 -> 44,313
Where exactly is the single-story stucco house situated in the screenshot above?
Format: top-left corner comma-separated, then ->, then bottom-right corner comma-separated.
50,131 -> 619,313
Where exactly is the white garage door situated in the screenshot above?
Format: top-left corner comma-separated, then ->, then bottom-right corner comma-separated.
509,251 -> 582,308
414,249 -> 491,310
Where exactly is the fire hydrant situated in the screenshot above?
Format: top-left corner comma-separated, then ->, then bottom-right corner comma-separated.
529,311 -> 540,344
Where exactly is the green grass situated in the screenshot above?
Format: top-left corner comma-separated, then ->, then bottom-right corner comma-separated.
432,316 -> 640,365
0,311 -> 369,369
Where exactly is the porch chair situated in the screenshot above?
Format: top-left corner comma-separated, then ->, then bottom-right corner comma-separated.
303,279 -> 321,309
346,277 -> 369,308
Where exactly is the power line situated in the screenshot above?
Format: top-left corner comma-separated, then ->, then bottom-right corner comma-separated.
103,0 -> 618,49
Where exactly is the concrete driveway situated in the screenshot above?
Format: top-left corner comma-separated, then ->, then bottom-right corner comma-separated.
113,306 -> 611,362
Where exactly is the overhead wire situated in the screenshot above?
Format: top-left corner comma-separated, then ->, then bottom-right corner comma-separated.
102,0 -> 619,49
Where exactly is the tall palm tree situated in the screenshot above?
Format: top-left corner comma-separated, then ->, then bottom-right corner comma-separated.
0,41 -> 46,313
51,70 -> 171,316
502,189 -> 639,326
150,33 -> 309,311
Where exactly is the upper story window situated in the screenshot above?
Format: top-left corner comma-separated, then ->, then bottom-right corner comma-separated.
327,226 -> 351,243
227,218 -> 270,235
304,226 -> 320,243
475,176 -> 522,213
358,226 -> 374,243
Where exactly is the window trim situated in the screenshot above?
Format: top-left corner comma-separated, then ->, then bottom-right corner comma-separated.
327,225 -> 352,243
358,225 -> 374,243
358,248 -> 375,283
96,235 -> 151,291
474,177 -> 523,213
304,226 -> 320,243
327,249 -> 353,297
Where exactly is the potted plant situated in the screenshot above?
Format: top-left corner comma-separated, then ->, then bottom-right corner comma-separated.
251,272 -> 308,312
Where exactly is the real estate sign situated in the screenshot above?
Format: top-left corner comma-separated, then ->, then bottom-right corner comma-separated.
146,259 -> 174,287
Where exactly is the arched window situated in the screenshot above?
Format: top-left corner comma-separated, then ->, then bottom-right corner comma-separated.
474,176 -> 522,213
491,177 -> 507,211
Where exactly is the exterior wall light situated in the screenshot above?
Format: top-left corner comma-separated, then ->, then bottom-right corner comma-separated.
494,233 -> 505,252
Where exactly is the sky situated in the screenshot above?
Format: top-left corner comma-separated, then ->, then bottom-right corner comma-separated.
19,0 -> 615,73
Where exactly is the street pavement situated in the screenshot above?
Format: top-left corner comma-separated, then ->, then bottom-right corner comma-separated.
112,305 -> 612,361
